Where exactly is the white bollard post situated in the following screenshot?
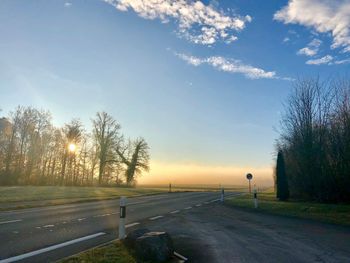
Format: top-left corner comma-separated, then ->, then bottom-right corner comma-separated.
253,188 -> 258,208
119,196 -> 127,239
220,188 -> 225,202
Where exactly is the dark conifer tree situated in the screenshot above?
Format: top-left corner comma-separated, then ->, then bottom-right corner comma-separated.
276,150 -> 289,201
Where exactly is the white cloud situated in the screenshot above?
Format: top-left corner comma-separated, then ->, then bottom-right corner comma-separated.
297,38 -> 322,56
309,38 -> 322,48
297,47 -> 316,56
64,2 -> 72,7
334,58 -> 350,65
104,0 -> 251,45
283,37 -> 290,43
306,55 -> 333,65
175,52 -> 291,80
274,0 -> 350,53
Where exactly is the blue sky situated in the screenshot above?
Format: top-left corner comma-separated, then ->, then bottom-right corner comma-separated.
1,0 -> 350,185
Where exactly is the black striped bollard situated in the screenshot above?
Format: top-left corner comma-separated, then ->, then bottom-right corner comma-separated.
253,189 -> 258,208
119,196 -> 127,239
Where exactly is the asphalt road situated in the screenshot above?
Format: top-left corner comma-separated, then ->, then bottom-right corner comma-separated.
0,191 -> 236,262
1,192 -> 349,263
143,202 -> 350,263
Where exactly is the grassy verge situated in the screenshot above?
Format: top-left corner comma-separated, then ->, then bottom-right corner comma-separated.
0,186 -> 168,210
60,240 -> 176,263
226,188 -> 350,226
60,241 -> 137,263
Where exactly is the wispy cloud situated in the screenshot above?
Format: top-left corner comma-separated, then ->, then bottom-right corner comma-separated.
104,0 -> 251,45
175,52 -> 291,80
306,55 -> 333,65
283,37 -> 290,43
274,0 -> 350,53
297,38 -> 322,57
64,2 -> 72,7
333,58 -> 350,65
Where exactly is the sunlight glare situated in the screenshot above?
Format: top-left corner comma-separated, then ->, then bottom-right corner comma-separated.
68,143 -> 76,153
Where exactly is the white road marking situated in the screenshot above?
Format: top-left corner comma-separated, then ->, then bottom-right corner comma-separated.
170,210 -> 180,214
195,204 -> 202,207
125,222 -> 140,228
184,207 -> 192,210
93,213 -> 111,218
77,218 -> 86,221
149,215 -> 163,221
42,224 -> 54,228
110,212 -> 119,215
0,232 -> 106,263
0,220 -> 22,225
174,251 -> 188,261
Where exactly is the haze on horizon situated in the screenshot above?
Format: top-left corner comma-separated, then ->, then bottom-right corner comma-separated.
1,0 -> 350,187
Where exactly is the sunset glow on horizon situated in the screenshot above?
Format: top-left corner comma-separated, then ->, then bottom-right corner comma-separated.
138,161 -> 274,187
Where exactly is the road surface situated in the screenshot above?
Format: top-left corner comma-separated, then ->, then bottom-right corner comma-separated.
1,191 -> 350,263
144,202 -> 350,263
0,191 -> 235,262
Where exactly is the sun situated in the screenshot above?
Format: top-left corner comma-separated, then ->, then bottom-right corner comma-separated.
68,143 -> 76,153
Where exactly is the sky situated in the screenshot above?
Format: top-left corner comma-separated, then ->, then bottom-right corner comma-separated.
1,0 -> 350,186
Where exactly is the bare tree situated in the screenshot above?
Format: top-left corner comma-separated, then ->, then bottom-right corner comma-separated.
61,119 -> 83,185
0,106 -> 150,187
116,137 -> 150,185
92,112 -> 121,185
277,77 -> 350,202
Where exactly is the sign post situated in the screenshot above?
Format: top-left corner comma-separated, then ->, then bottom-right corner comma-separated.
169,183 -> 172,193
119,196 -> 127,239
220,188 -> 225,202
246,173 -> 253,193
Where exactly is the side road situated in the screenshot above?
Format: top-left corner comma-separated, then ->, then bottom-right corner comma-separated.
136,202 -> 350,263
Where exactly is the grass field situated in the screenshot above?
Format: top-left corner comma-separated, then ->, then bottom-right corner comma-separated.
0,186 -> 170,203
0,186 -> 170,210
226,188 -> 350,226
140,184 -> 246,192
0,184 -> 244,210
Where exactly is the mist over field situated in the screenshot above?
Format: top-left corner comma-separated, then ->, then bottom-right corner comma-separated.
139,161 -> 273,187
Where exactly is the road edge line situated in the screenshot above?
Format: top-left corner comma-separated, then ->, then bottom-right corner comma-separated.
0,232 -> 106,263
174,251 -> 188,261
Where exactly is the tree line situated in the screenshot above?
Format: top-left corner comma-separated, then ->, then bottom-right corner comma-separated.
0,107 -> 150,186
276,77 -> 350,203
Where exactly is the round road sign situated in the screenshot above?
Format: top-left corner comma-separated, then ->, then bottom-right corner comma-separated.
246,173 -> 253,180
